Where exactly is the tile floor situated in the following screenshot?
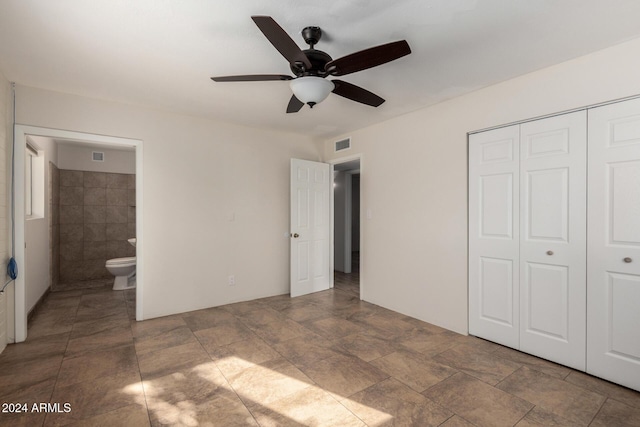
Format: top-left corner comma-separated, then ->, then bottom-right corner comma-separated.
0,280 -> 639,426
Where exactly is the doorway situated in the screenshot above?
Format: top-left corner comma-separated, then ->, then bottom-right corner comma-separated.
13,125 -> 143,342
333,158 -> 361,297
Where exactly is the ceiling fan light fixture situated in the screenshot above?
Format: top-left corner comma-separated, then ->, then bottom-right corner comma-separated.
290,76 -> 335,108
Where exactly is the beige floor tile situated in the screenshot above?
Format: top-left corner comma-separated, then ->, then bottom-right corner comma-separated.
272,333 -> 346,368
303,316 -> 364,339
439,415 -> 476,426
137,341 -> 211,380
194,320 -> 256,351
590,398 -> 640,427
70,311 -> 131,340
247,318 -> 314,345
0,410 -> 47,427
7,283 -> 640,427
300,353 -> 389,400
343,378 -> 453,426
400,316 -> 450,335
57,344 -> 138,388
497,366 -> 606,425
350,313 -> 416,340
0,377 -> 56,427
134,326 -> 199,355
233,306 -> 286,329
279,302 -> 333,323
564,371 -> 640,409
64,325 -> 133,358
398,329 -> 464,357
210,336 -> 281,379
0,332 -> 69,366
74,294 -> 127,319
424,372 -> 534,427
130,314 -> 187,339
370,349 -> 457,392
493,346 -> 572,380
180,307 -> 237,332
0,355 -> 62,398
74,304 -> 129,323
66,403 -> 150,427
334,300 -> 385,321
249,385 -> 364,427
143,360 -> 231,407
228,357 -> 314,407
454,335 -> 503,353
147,388 -> 258,427
27,309 -> 77,339
337,331 -> 398,362
221,299 -> 266,316
45,369 -> 144,426
515,406 -> 582,426
258,294 -> 297,311
433,345 -> 521,385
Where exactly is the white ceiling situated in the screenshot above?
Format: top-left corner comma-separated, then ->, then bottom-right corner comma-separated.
2,1 -> 640,139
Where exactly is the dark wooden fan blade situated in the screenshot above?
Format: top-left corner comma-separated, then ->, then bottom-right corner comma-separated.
332,80 -> 385,107
286,95 -> 304,113
211,74 -> 293,82
325,40 -> 411,76
251,16 -> 312,69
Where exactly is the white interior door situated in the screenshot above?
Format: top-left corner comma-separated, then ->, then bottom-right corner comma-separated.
587,99 -> 640,392
519,111 -> 586,370
469,125 -> 520,348
290,159 -> 332,298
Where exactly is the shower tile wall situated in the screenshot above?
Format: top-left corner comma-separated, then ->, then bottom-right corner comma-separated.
59,170 -> 136,288
50,163 -> 60,290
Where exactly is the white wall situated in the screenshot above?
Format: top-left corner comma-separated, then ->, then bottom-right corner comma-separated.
15,86 -> 319,319
57,144 -> 135,174
322,37 -> 640,334
0,73 -> 10,351
24,136 -> 57,313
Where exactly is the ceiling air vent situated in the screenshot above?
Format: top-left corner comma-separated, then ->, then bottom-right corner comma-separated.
334,137 -> 351,152
92,151 -> 105,162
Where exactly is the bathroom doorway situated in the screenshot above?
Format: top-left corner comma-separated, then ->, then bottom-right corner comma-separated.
332,158 -> 361,298
13,126 -> 143,342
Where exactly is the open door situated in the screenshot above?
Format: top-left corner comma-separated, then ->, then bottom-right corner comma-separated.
290,159 -> 332,297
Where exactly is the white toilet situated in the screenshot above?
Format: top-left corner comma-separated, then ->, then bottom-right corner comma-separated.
105,257 -> 136,290
106,237 -> 137,291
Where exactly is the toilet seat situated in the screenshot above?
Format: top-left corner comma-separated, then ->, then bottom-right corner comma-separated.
106,257 -> 136,267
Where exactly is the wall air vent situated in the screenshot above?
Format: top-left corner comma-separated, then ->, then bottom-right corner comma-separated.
334,137 -> 351,152
92,151 -> 105,162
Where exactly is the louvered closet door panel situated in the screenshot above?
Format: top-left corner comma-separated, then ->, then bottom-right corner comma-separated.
587,98 -> 640,392
519,111 -> 587,370
469,125 -> 520,348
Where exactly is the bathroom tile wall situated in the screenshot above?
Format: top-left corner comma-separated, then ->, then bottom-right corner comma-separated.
58,170 -> 136,288
50,162 -> 60,290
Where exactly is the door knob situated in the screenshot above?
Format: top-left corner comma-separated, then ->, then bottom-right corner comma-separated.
292,233 -> 299,238
624,257 -> 632,263
546,250 -> 554,256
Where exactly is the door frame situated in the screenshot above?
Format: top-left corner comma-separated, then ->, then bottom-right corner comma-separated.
330,154 -> 363,299
13,125 -> 143,342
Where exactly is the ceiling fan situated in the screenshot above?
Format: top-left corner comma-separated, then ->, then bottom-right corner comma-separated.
211,16 -> 411,113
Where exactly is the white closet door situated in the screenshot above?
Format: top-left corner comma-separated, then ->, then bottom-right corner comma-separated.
519,111 -> 586,370
587,99 -> 640,392
469,125 -> 520,348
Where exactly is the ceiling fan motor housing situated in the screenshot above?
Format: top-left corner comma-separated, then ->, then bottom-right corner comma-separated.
291,49 -> 333,77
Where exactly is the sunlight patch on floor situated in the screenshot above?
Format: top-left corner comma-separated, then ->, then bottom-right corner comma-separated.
123,357 -> 393,426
